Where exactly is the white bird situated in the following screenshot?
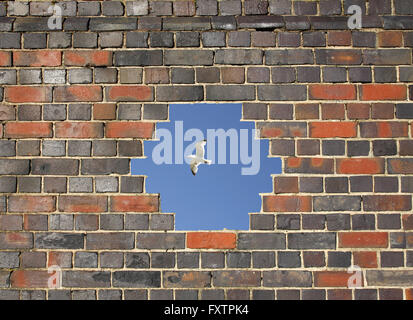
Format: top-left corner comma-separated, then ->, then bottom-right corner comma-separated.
187,140 -> 211,176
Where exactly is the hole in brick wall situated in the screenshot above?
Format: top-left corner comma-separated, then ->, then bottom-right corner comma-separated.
131,103 -> 281,230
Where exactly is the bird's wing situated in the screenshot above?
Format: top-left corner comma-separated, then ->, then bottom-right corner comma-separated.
190,161 -> 199,176
195,140 -> 206,158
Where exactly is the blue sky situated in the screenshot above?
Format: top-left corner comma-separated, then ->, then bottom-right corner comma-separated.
131,103 -> 281,230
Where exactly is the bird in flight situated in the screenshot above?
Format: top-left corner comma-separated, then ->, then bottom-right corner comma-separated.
187,140 -> 211,176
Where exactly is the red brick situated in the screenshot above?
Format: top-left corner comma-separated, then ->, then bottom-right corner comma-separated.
10,270 -> 50,288
54,86 -> 102,102
309,85 -> 357,100
274,177 -> 299,194
378,31 -> 403,47
295,103 -> 319,120
310,122 -> 357,138
338,232 -> 388,248
5,86 -> 52,103
59,196 -> 108,213
406,289 -> 413,300
106,122 -> 154,138
259,123 -> 307,138
364,195 -> 412,211
4,122 -> 52,138
286,157 -> 334,174
402,215 -> 413,230
360,84 -> 407,101
0,232 -> 33,249
187,232 -> 236,249
321,103 -> 345,120
106,86 -> 153,102
13,50 -> 61,67
314,271 -> 359,287
0,51 -> 11,66
110,195 -> 159,212
263,195 -> 312,212
48,251 -> 72,268
8,196 -> 56,213
64,50 -> 112,66
353,251 -> 378,268
55,122 -> 103,138
346,103 -> 370,119
336,158 -> 385,174
93,103 -> 116,120
328,31 -> 352,46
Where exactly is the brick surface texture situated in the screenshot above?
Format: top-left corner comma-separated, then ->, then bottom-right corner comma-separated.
0,0 -> 412,300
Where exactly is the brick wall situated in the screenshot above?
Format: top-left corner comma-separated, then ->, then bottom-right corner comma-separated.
0,0 -> 413,300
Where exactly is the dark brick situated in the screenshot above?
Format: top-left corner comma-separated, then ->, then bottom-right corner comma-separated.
402,177 -> 413,192
302,214 -> 326,230
278,251 -> 301,268
238,233 -> 286,249
44,177 -> 67,193
31,159 -> 78,175
136,233 -> 185,249
328,252 -> 351,267
206,85 -> 255,101
23,33 -> 46,49
375,67 -> 397,83
201,252 -> 225,268
165,50 -> 213,65
18,177 -> 41,193
322,140 -> 345,156
63,271 -> 110,288
270,140 -> 295,156
177,252 -> 199,269
294,1 -> 317,15
288,233 -> 336,249
373,140 -> 397,156
304,252 -> 326,267
271,67 -> 295,83
227,252 -> 251,268
35,233 -> 84,249
75,252 -> 98,268
201,32 -> 226,47
0,140 -> 15,157
219,0 -> 242,16
86,233 -> 134,250
150,32 -> 174,48
303,32 -> 326,47
81,159 -> 129,175
319,0 -> 341,15
269,104 -> 293,120
350,176 -> 373,192
252,251 -> 276,268
363,49 -> 411,65
314,196 -> 361,211
156,86 -> 204,102
396,104 -> 413,119
310,16 -> 348,30
196,0 -> 218,15
381,252 -> 404,268
302,289 -> 326,300
269,0 -> 291,14
228,31 -> 251,47
297,67 -> 320,83
176,32 -> 200,47
245,0 -> 268,15
114,50 -> 163,66
258,85 -> 307,101
325,177 -> 348,193
277,214 -> 300,230
378,214 -> 401,230
352,32 -> 376,48
163,17 -> 210,31
352,214 -> 376,230
326,214 -> 351,231
211,16 -> 237,30
374,177 -> 398,193
89,18 -> 136,32
252,290 -> 275,300
126,32 -> 149,48
263,271 -> 312,287
347,140 -> 370,156
284,16 -> 310,30
265,49 -> 313,65
236,16 -> 283,30
349,67 -> 372,82
323,67 -> 347,83
63,17 -> 90,31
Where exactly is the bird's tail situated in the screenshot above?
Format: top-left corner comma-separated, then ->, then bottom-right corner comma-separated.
204,159 -> 212,165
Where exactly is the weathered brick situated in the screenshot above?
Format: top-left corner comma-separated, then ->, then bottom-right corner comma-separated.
86,233 -> 134,250
288,233 -> 336,249
156,86 -> 204,102
238,233 -> 285,249
113,271 -> 161,288
263,271 -> 312,287
165,50 -> 213,66
136,233 -> 185,249
35,233 -> 84,249
213,271 -> 260,287
63,271 -> 110,288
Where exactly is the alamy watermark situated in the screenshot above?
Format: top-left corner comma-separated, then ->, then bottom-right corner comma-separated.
152,121 -> 261,176
48,265 -> 62,289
